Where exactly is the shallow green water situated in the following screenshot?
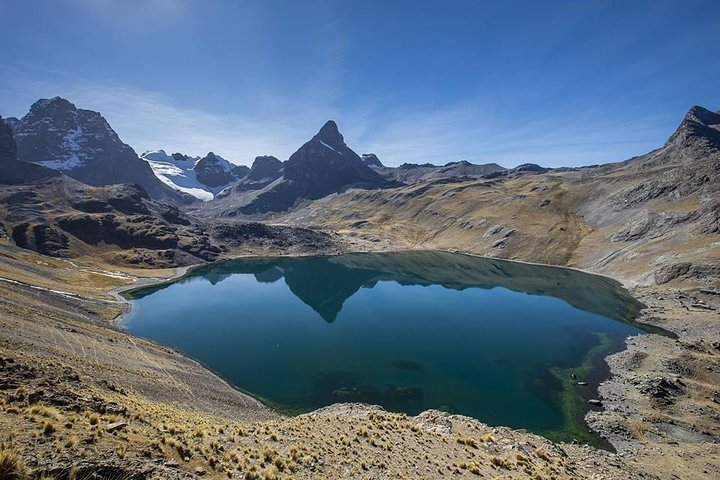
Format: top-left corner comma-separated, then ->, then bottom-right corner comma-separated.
123,251 -> 645,443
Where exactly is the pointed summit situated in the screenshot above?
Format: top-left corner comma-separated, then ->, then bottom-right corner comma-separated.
683,105 -> 720,127
666,105 -> 720,150
288,120 -> 366,171
219,120 -> 397,214
314,120 -> 344,147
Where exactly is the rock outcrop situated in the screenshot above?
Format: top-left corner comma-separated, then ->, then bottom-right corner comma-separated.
246,155 -> 284,182
225,155 -> 284,194
0,115 -> 60,184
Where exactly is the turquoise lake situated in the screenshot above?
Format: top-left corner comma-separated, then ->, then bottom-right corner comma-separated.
123,251 -> 646,443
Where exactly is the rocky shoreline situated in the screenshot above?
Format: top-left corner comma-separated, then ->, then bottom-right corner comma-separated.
586,286 -> 720,479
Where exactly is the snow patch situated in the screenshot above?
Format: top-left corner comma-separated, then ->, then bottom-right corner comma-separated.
39,156 -> 85,171
141,150 -> 225,201
320,140 -> 341,155
61,126 -> 84,153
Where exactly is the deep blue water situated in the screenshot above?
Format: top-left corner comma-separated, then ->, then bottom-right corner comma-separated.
123,251 -> 645,442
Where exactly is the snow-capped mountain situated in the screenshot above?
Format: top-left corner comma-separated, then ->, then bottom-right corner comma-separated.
141,150 -> 248,201
6,97 -> 190,204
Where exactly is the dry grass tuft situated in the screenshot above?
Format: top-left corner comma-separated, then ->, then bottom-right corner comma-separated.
0,449 -> 28,480
41,421 -> 56,436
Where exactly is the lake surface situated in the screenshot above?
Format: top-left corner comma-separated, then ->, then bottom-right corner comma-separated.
123,251 -> 645,443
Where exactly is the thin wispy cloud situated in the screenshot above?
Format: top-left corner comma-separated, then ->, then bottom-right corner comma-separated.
58,84 -> 320,164
1,67 -> 341,164
2,1 -> 715,168
0,66 -> 680,168
361,109 -> 670,168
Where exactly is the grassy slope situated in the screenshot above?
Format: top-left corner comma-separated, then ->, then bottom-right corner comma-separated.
277,168 -> 717,287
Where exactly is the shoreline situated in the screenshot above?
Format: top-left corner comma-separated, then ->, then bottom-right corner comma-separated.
1,240 -> 715,478
109,264 -> 196,326
109,247 -> 664,447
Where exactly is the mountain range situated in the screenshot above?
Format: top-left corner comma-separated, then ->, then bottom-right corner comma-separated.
1,96 -> 718,287
206,120 -> 400,216
2,97 -> 719,480
5,96 -> 534,211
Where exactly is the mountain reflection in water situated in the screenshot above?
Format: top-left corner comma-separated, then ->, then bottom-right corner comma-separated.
130,251 -> 642,324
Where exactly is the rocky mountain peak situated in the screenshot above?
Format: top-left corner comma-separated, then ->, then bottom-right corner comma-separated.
194,152 -> 244,188
10,97 -> 190,203
667,104 -> 720,151
361,153 -> 384,168
288,120 -> 362,169
684,105 -> 720,126
196,152 -> 222,166
13,96 -> 122,167
444,160 -> 472,167
0,116 -> 60,184
247,156 -> 283,181
215,121 -> 397,215
29,96 -> 76,115
512,163 -> 547,173
314,120 -> 345,148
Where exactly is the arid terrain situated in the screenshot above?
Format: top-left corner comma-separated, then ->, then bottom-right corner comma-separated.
0,105 -> 718,480
0,238 -> 696,480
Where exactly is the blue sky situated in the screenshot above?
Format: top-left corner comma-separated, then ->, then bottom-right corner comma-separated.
1,0 -> 718,167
